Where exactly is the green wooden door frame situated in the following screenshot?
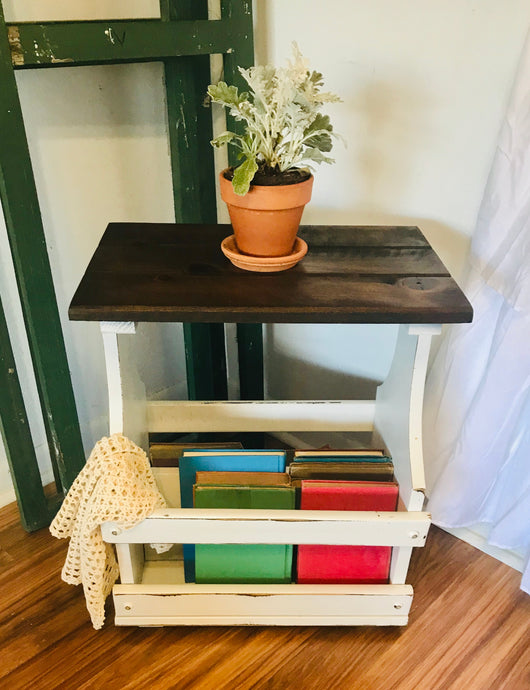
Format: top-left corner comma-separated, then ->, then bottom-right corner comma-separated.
221,0 -> 264,400
161,0 -> 227,401
0,294 -> 60,530
0,1 -> 262,528
160,0 -> 262,401
0,3 -> 86,507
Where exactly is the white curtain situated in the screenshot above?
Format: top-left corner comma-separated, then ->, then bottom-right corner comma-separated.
423,31 -> 530,594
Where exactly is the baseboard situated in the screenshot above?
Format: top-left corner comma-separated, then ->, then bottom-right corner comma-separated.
0,486 -> 16,510
441,524 -> 525,574
0,466 -> 56,510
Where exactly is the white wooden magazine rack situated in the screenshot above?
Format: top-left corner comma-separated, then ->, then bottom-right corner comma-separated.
70,224 -> 473,626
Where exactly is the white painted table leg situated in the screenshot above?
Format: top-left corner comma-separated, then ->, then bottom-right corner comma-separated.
374,323 -> 440,584
115,543 -> 145,584
374,323 -> 441,510
100,321 -> 148,450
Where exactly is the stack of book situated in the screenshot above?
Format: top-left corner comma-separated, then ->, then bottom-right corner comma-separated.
179,448 -> 288,582
289,448 -> 394,482
193,471 -> 295,584
289,448 -> 399,585
163,445 -> 399,586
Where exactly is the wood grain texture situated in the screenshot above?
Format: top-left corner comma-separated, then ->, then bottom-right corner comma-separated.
68,224 -> 473,324
1,498 -> 527,690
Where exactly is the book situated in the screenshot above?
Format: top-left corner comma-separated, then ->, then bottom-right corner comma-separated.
180,451 -> 287,507
299,479 -> 399,510
194,474 -> 295,584
182,449 -> 287,458
195,471 -> 291,487
149,441 -> 243,467
293,448 -> 389,462
296,480 -> 399,584
194,480 -> 294,509
289,461 -> 394,482
294,448 -> 386,457
179,450 -> 287,581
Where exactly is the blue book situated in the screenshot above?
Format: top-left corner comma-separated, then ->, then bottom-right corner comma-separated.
179,450 -> 287,581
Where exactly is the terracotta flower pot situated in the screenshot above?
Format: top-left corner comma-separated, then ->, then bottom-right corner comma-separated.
219,170 -> 314,257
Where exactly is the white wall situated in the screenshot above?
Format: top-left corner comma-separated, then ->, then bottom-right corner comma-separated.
257,0 -> 530,400
1,1 -> 529,506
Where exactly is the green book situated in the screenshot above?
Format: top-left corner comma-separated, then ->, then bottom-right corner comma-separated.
194,478 -> 295,584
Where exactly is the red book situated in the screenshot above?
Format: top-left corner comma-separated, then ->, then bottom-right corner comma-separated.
296,480 -> 399,584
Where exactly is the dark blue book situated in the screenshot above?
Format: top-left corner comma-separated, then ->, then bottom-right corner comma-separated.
179,450 -> 287,581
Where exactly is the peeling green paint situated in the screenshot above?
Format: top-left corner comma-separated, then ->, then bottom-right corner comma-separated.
6,18 -> 246,68
7,25 -> 23,66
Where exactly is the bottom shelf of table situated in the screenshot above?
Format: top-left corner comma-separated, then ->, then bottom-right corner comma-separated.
103,505 -> 430,627
114,575 -> 414,627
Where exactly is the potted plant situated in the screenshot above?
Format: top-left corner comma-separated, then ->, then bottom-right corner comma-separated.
208,43 -> 341,269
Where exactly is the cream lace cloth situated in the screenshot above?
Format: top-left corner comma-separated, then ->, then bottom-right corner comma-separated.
50,434 -> 167,629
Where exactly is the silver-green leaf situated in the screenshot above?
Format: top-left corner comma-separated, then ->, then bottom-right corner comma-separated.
232,158 -> 259,196
207,43 -> 342,192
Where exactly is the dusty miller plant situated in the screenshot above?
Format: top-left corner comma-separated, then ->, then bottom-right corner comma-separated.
208,43 -> 342,195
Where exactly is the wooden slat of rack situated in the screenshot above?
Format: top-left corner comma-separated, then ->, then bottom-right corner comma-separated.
101,508 -> 430,546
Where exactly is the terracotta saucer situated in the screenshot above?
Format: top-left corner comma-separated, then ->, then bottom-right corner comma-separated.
221,235 -> 308,272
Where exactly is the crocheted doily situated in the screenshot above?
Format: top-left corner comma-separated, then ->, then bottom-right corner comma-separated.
50,434 -> 167,629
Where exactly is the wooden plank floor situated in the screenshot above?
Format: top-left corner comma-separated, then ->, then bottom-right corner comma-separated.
1,498 -> 528,690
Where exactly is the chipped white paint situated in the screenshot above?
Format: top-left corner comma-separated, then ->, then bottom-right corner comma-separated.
100,321 -> 147,449
147,399 -> 376,433
373,324 -> 439,583
113,583 -> 413,626
102,507 -> 430,546
373,324 -> 440,509
7,26 -> 24,66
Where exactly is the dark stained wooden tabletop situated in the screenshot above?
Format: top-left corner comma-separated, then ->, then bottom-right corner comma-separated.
68,224 -> 473,324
